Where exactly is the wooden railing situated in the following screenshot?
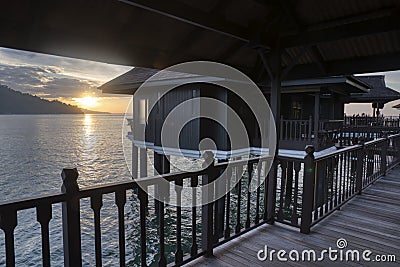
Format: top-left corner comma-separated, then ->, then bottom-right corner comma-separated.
0,155 -> 275,267
1,134 -> 399,266
280,117 -> 313,141
280,117 -> 343,150
299,133 -> 400,233
272,133 -> 400,233
344,115 -> 400,127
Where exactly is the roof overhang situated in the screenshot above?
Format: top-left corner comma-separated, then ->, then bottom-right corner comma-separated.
261,76 -> 370,94
1,0 -> 400,82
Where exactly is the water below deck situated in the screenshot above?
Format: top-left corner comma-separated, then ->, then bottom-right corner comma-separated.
185,166 -> 400,267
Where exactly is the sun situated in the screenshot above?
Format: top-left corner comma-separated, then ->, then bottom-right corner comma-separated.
73,96 -> 100,108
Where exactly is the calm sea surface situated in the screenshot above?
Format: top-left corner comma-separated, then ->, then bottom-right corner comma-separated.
0,114 -> 266,266
0,114 -> 182,266
0,114 -> 132,200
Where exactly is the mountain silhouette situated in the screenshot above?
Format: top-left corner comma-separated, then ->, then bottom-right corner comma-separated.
0,85 -> 107,114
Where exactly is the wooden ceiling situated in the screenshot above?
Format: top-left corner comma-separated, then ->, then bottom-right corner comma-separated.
1,0 -> 400,81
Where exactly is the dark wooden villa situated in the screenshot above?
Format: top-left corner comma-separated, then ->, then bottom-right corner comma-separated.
1,1 -> 400,267
100,67 -> 270,160
100,69 -> 400,153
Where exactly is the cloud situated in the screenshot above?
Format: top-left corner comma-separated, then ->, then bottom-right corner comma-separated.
0,47 -> 132,82
0,64 -> 101,98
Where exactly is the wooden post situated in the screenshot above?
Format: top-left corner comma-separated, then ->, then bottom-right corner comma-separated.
138,187 -> 148,267
355,142 -> 365,194
0,209 -> 18,267
61,168 -> 82,267
201,151 -> 216,257
132,96 -> 138,179
301,145 -> 315,234
153,152 -> 169,267
214,159 -> 226,240
266,45 -> 281,225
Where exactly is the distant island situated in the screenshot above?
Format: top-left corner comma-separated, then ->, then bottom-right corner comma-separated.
0,85 -> 108,114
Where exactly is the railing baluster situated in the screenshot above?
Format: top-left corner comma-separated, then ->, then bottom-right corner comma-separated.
346,152 -> 351,198
158,200 -> 167,267
342,152 -> 348,201
37,204 -> 52,267
255,163 -> 261,225
329,158 -> 334,210
224,167 -> 232,238
285,161 -> 293,208
190,175 -> 198,257
235,164 -> 242,234
318,161 -> 326,217
175,178 -> 183,265
291,162 -> 301,226
308,116 -> 312,141
91,194 -> 103,267
0,209 -> 17,267
333,156 -> 339,207
245,163 -> 253,228
115,190 -> 126,267
382,135 -> 388,176
324,160 -> 329,213
338,153 -> 344,203
285,121 -> 288,140
277,160 -> 286,221
263,172 -> 269,221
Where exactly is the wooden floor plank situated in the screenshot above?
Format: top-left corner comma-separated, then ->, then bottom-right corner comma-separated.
184,166 -> 400,267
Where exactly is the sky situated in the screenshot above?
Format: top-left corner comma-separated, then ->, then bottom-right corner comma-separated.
0,46 -> 400,115
0,47 -> 132,113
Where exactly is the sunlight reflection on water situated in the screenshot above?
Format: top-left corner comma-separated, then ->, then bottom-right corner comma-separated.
0,114 -> 207,266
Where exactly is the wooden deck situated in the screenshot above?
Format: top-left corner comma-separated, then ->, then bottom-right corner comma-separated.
185,166 -> 400,267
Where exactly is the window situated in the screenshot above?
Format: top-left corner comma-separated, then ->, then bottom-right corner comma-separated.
292,100 -> 302,119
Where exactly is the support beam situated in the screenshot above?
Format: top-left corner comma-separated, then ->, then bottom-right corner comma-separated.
258,49 -> 274,80
309,45 -> 327,75
120,0 -> 270,49
281,45 -> 310,79
286,52 -> 400,80
281,11 -> 400,48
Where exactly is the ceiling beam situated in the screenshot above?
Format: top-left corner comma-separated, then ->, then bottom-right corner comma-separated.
119,0 -> 270,49
281,45 -> 309,79
309,45 -> 327,75
282,10 -> 400,48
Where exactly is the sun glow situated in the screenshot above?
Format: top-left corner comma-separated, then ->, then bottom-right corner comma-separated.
73,96 -> 100,108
